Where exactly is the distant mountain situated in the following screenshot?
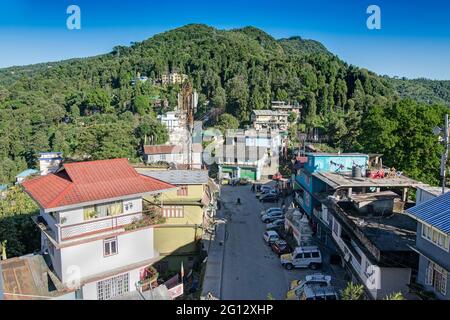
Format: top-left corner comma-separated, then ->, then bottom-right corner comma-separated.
0,23 -> 448,184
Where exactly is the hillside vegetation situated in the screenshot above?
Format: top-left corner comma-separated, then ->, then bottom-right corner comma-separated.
0,24 -> 448,186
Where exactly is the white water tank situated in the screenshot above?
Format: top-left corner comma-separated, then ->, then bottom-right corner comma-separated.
39,152 -> 63,175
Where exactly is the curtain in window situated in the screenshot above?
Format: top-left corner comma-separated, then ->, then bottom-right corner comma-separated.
84,206 -> 96,220
109,201 -> 123,216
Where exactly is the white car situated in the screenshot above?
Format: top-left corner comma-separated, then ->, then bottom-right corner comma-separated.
261,212 -> 284,223
263,230 -> 280,245
260,207 -> 282,216
265,219 -> 285,230
280,246 -> 323,270
286,274 -> 332,300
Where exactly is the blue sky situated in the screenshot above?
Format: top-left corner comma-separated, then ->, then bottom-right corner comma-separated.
0,0 -> 449,79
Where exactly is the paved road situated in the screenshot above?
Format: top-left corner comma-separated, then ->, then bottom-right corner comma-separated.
220,184 -> 316,300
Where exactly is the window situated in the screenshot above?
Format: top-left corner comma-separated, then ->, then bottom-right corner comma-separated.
177,186 -> 188,196
97,273 -> 129,300
84,201 -> 123,220
312,252 -> 320,258
104,237 -> 118,257
162,206 -> 184,218
422,223 -> 450,251
160,154 -> 166,161
425,260 -> 448,296
303,252 -> 312,259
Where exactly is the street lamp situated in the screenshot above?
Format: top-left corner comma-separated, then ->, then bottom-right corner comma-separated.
433,114 -> 449,194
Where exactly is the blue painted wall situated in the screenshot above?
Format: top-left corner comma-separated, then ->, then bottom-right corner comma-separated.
304,154 -> 368,174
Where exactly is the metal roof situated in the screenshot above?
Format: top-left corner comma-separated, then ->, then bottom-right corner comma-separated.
137,169 -> 209,185
406,191 -> 450,235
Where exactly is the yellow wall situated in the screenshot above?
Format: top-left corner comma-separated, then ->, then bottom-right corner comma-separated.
160,184 -> 204,202
146,184 -> 206,256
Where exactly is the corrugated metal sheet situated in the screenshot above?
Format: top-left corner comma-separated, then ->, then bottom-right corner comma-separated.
407,191 -> 450,234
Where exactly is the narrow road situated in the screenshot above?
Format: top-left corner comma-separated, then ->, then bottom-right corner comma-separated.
220,184 -> 313,300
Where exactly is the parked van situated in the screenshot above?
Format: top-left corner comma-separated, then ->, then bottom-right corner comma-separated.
299,285 -> 339,300
280,246 -> 322,270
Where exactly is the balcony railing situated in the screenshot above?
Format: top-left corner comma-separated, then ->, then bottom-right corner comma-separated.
58,211 -> 143,241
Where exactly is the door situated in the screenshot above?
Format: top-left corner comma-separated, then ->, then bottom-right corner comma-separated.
97,273 -> 130,300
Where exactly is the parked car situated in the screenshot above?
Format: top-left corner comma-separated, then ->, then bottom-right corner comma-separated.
256,186 -> 275,198
299,285 -> 339,300
261,212 -> 284,223
260,207 -> 283,216
286,274 -> 332,300
271,240 -> 291,256
280,246 -> 323,270
265,218 -> 285,230
260,193 -> 280,203
263,230 -> 280,245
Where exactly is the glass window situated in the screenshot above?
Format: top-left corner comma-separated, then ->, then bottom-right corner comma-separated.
312,252 -> 320,258
303,252 -> 312,258
104,237 -> 118,257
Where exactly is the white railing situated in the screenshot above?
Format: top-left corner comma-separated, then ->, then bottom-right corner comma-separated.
58,212 -> 143,241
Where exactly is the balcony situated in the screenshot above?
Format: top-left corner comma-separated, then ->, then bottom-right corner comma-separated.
58,211 -> 144,241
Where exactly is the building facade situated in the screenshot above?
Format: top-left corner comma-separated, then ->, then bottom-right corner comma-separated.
21,158 -> 176,300
407,192 -> 450,299
144,144 -> 203,169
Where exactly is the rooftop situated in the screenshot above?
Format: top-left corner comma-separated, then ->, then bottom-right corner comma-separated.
136,169 -> 209,185
406,191 -> 450,235
0,254 -> 69,300
22,158 -> 176,211
313,171 -> 424,189
322,196 -> 417,262
15,168 -> 39,178
306,152 -> 368,157
252,110 -> 289,116
417,185 -> 450,197
144,144 -> 202,155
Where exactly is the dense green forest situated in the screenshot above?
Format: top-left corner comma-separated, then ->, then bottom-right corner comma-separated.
0,23 -> 449,258
0,24 -> 448,187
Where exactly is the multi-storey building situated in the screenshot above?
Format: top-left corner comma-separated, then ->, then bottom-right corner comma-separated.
144,144 -> 203,170
21,158 -> 176,300
406,191 -> 450,299
290,152 -> 425,299
251,110 -> 290,131
137,169 -> 218,272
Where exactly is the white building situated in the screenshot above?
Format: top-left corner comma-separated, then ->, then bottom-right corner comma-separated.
144,144 -> 203,170
157,112 -> 181,132
22,158 -> 176,300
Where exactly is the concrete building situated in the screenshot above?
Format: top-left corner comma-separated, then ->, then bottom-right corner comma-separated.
21,158 -> 176,300
291,152 -> 426,299
160,72 -> 188,85
407,192 -> 450,299
137,169 -> 218,272
251,110 -> 290,131
144,144 -> 203,169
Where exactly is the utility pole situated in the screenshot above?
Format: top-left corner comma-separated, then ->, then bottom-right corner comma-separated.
441,114 -> 449,194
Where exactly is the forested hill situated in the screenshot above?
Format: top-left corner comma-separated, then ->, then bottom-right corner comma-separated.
0,24 -> 448,186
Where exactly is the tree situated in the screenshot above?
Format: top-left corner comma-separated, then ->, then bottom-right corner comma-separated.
384,292 -> 405,300
133,95 -> 153,116
216,113 -> 239,134
82,88 -> 112,114
341,282 -> 365,300
0,186 -> 40,257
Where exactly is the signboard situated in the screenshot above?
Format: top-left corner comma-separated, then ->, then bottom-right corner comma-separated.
168,283 -> 184,300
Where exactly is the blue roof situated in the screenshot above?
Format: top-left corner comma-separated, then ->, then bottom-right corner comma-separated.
0,184 -> 7,191
407,191 -> 450,234
16,169 -> 39,178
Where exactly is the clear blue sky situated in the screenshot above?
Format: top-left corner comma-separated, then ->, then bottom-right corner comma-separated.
0,0 -> 449,79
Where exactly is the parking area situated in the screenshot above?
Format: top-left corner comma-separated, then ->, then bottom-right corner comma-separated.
220,183 -> 346,300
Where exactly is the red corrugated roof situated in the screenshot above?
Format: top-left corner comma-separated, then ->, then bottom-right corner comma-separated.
22,158 -> 176,210
144,145 -> 177,155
